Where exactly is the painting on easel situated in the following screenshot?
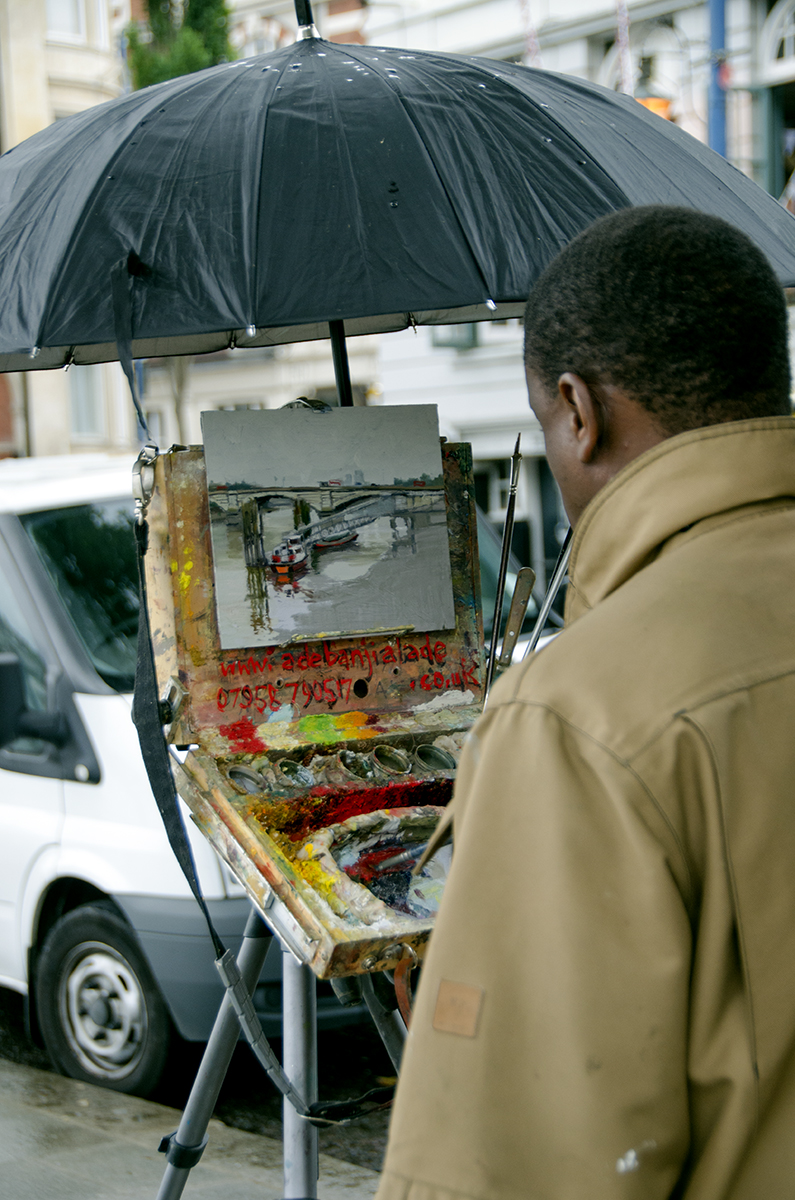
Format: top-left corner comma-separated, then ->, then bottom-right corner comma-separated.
201,406 -> 456,650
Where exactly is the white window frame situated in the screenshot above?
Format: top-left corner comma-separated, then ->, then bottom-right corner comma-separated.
46,0 -> 87,45
70,364 -> 105,440
761,0 -> 795,85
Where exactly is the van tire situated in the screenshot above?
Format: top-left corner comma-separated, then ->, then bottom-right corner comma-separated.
35,902 -> 171,1097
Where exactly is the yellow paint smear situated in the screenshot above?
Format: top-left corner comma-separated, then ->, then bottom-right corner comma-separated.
336,711 -> 377,734
293,856 -> 348,916
179,559 -> 194,596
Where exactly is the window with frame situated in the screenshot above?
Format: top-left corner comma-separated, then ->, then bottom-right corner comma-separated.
0,551 -> 49,756
70,365 -> 104,438
46,0 -> 85,41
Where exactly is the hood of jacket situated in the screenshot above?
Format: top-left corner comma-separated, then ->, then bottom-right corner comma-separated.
564,415 -> 795,623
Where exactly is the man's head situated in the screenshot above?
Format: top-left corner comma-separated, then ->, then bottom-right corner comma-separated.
524,206 -> 792,524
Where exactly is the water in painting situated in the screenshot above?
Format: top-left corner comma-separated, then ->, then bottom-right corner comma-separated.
202,406 -> 456,649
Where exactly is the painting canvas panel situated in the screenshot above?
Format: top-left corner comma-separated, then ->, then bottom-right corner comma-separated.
201,406 -> 456,649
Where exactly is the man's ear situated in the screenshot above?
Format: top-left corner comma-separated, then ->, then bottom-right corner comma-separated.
557,373 -> 602,463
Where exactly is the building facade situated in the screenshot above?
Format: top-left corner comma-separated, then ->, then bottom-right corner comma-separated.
0,0 -> 137,459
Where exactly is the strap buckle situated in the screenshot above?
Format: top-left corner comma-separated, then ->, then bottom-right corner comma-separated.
132,443 -> 158,525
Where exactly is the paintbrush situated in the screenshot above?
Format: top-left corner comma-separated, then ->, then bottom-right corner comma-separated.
373,841 -> 430,872
484,434 -> 522,700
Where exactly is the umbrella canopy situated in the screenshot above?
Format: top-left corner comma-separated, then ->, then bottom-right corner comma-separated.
1,39 -> 794,373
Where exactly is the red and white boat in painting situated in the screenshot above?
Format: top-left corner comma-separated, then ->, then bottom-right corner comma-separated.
314,530 -> 358,551
267,534 -> 308,576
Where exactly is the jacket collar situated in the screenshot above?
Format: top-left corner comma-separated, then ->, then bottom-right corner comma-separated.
565,416 -> 795,622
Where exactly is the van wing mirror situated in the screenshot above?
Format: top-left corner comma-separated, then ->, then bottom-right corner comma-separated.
0,653 -> 68,748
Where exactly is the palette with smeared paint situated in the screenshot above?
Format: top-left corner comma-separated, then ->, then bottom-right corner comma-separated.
143,434 -> 483,978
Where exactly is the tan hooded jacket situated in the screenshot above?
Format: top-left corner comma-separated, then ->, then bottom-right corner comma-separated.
376,416 -> 795,1200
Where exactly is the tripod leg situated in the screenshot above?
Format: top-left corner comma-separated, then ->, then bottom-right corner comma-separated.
155,908 -> 271,1200
282,950 -> 318,1199
360,974 -> 406,1073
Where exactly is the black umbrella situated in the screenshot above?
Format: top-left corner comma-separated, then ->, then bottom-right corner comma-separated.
0,0 -> 793,407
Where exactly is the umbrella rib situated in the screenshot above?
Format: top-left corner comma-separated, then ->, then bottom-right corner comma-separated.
34,70 -> 244,352
142,69 -> 261,332
323,46 -> 391,310
508,66 -> 795,273
332,43 -> 495,308
460,56 -> 634,208
30,102 -> 152,351
250,53 -> 296,335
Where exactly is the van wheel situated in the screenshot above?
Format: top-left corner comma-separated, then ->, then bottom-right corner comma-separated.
35,903 -> 171,1097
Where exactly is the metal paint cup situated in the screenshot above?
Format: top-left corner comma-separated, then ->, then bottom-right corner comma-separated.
274,758 -> 315,789
342,750 -> 378,781
320,751 -> 372,786
227,764 -> 267,795
371,744 -> 412,779
413,743 -> 456,774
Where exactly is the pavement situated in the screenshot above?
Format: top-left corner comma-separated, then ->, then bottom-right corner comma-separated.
0,1058 -> 380,1200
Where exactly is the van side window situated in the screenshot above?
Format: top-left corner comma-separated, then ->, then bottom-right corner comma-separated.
0,562 -> 48,754
21,501 -> 138,692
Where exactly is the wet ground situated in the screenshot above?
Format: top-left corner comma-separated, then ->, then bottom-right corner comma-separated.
0,986 -> 392,1173
0,1057 -> 379,1200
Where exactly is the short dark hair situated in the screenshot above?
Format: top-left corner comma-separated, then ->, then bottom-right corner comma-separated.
524,206 -> 791,435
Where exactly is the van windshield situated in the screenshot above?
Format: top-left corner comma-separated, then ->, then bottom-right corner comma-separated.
20,500 -> 138,692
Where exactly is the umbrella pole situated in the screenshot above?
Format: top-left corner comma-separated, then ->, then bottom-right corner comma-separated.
329,321 -> 354,407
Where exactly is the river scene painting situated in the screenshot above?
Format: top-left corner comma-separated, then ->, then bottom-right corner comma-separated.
202,406 -> 456,649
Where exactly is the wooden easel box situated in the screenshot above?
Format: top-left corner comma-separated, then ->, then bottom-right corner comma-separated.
145,442 -> 484,977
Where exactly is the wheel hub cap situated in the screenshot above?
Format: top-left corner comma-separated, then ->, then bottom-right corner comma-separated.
60,945 -> 147,1080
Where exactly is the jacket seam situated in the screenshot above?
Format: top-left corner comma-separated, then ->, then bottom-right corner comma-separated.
572,420 -> 795,554
678,713 -> 761,1132
611,663 -> 795,766
571,497 -> 795,616
493,663 -> 795,794
494,696 -> 695,905
380,1166 -> 529,1200
659,499 -> 795,555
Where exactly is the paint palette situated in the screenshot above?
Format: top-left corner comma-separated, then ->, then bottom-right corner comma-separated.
144,424 -> 483,978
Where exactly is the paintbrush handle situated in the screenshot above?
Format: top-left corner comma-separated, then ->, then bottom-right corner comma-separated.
485,435 -> 522,700
376,841 -> 430,872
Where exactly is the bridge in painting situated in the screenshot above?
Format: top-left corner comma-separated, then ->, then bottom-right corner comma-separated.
242,487 -> 443,566
293,489 -> 441,548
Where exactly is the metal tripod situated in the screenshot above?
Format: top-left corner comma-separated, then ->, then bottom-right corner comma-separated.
155,906 -> 407,1198
155,908 -> 318,1200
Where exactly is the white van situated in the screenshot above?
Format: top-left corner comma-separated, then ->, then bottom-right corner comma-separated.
0,454 -> 354,1097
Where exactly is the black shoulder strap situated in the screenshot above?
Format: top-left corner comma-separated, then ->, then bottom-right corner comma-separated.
131,517 -> 226,960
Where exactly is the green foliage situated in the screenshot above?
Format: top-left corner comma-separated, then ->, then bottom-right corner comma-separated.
127,0 -> 233,91
184,0 -> 233,65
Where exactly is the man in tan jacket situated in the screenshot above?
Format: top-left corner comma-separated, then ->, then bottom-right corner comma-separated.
376,206 -> 795,1199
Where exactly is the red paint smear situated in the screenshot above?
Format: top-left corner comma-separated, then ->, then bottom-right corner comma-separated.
250,778 -> 452,842
345,845 -> 405,883
299,780 -> 450,838
219,717 -> 267,754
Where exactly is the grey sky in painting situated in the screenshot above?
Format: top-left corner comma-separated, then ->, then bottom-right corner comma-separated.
202,406 -> 444,490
